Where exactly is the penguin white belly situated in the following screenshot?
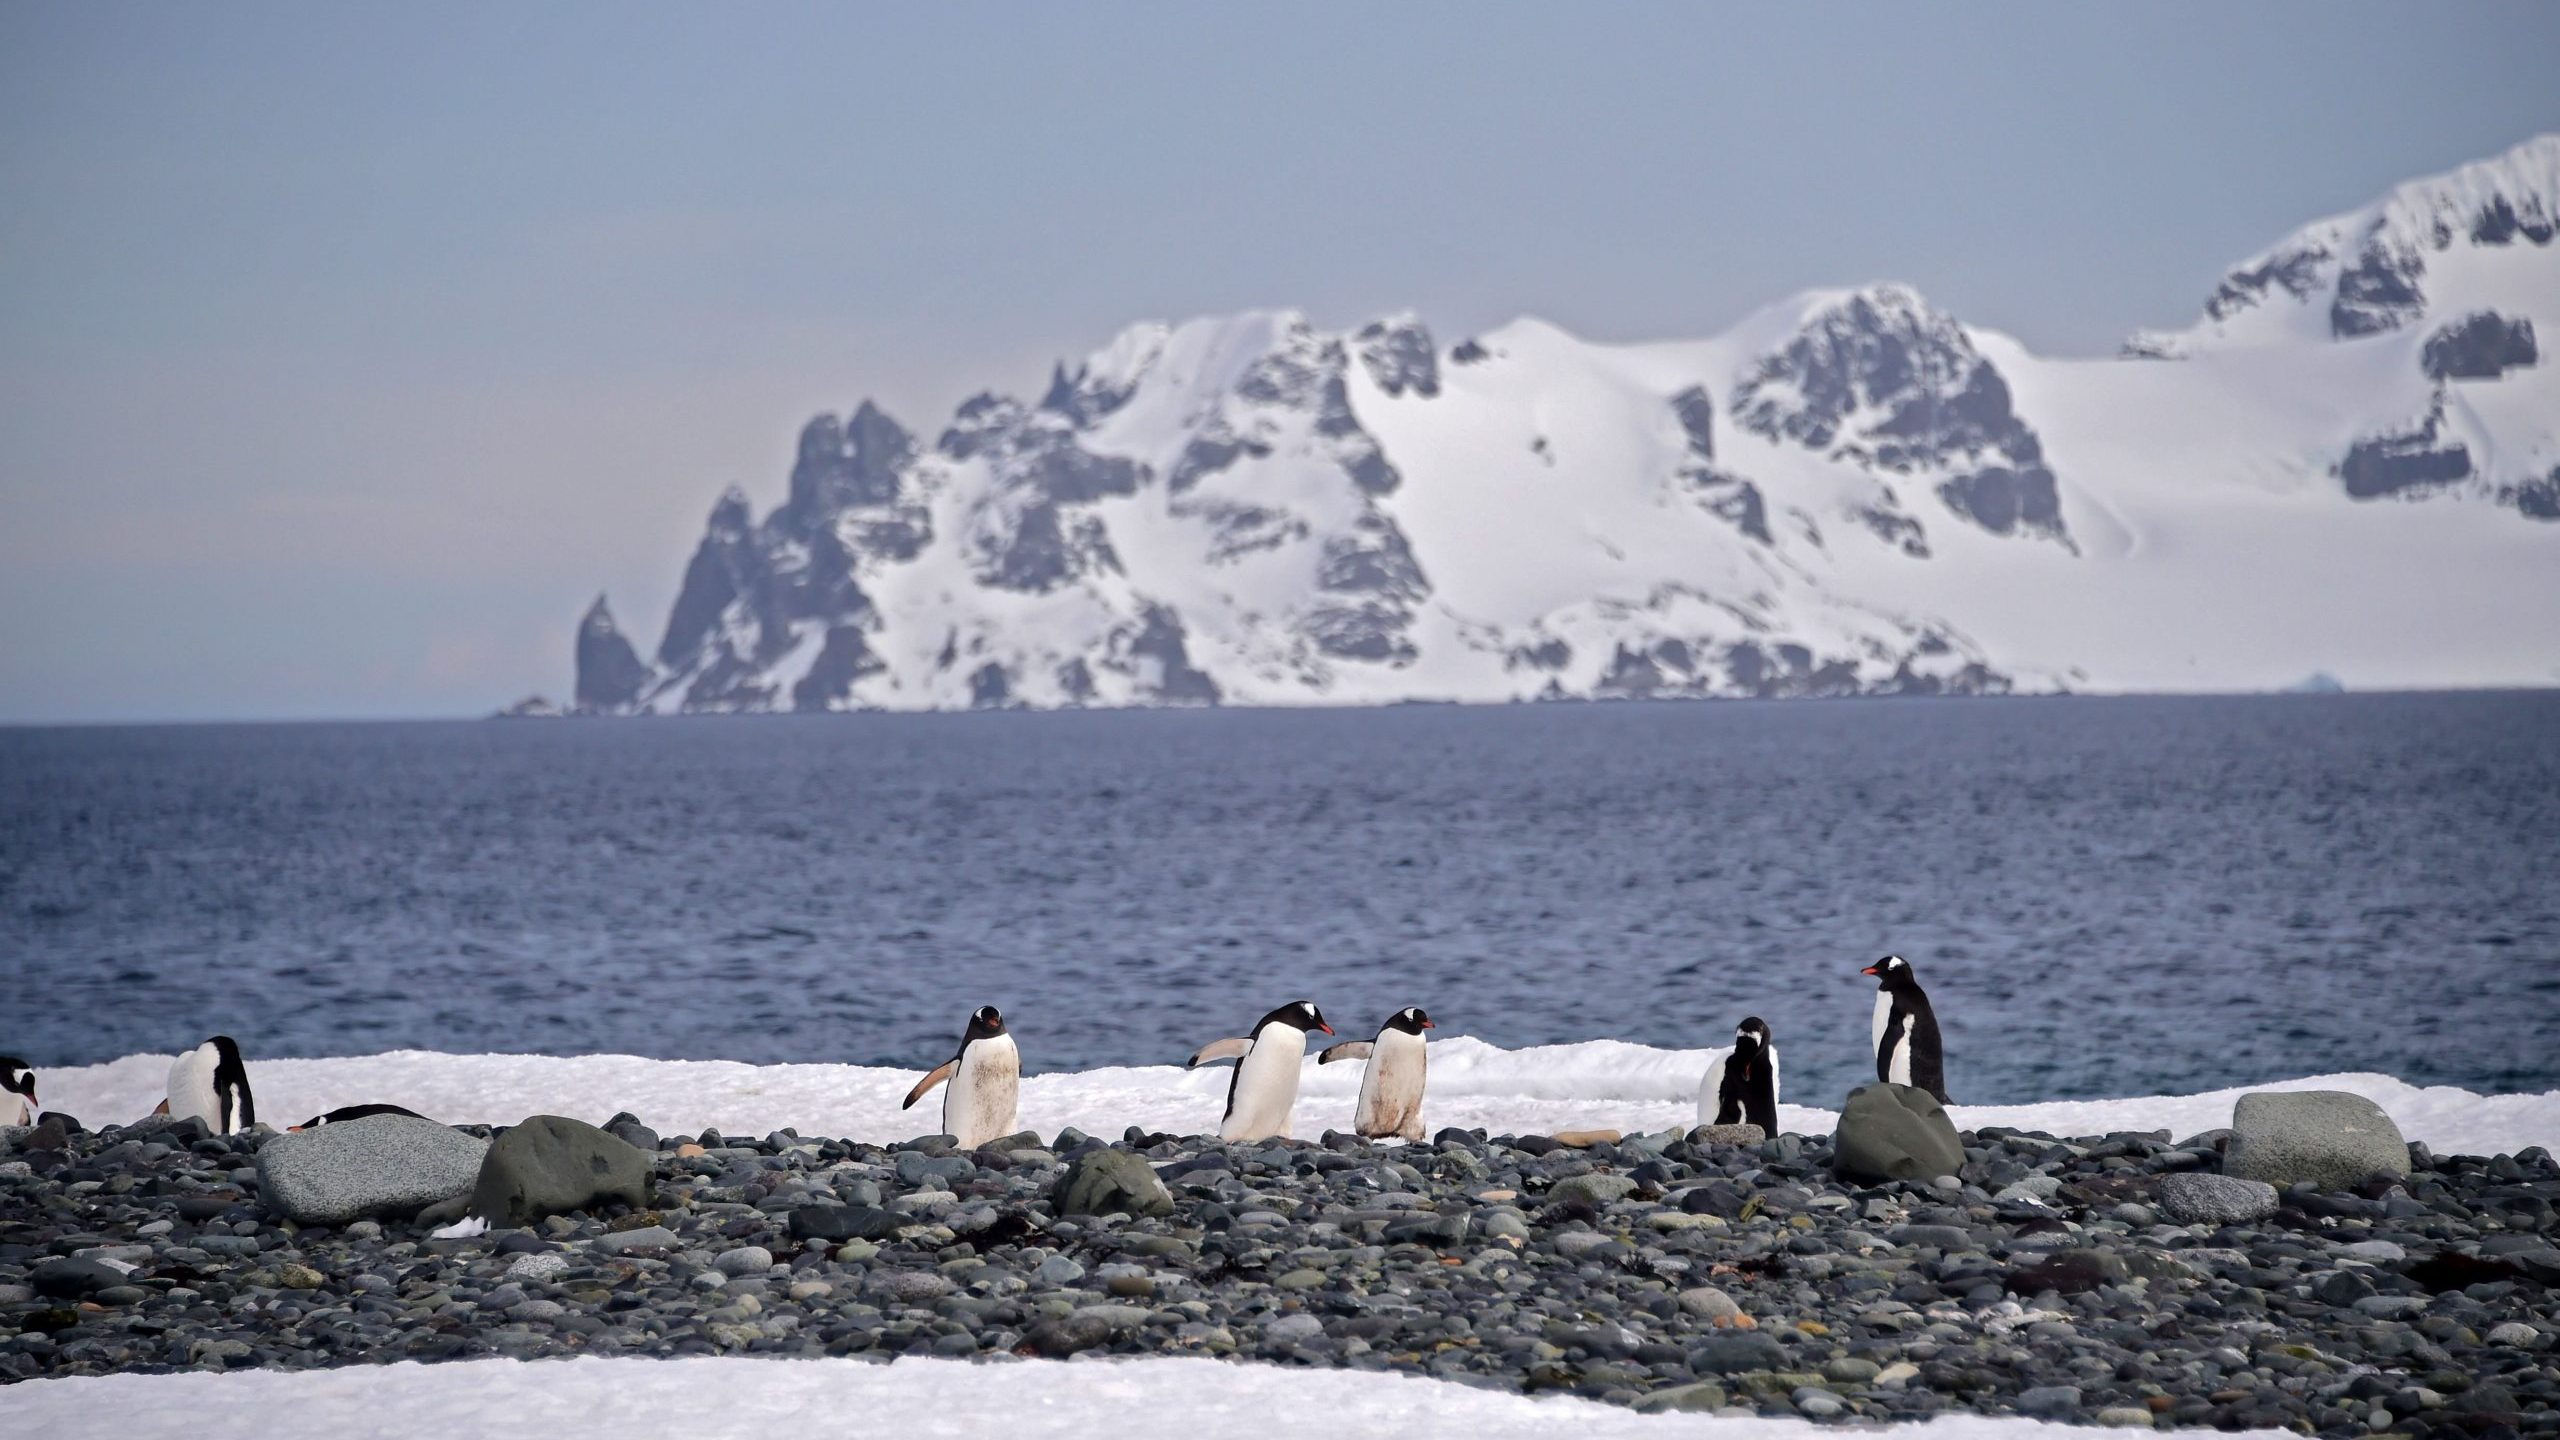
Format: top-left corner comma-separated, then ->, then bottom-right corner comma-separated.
1353,1029 -> 1428,1141
1885,1013 -> 1916,1087
3,1094 -> 29,1127
1871,993 -> 1892,1069
1222,1030 -> 1308,1142
167,1048 -> 223,1131
1696,1047 -> 1733,1125
944,1035 -> 1019,1149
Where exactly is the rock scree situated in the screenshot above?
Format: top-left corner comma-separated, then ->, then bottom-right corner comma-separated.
1,1106 -> 2556,1435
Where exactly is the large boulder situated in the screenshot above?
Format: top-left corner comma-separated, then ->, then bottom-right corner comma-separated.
257,1114 -> 488,1225
467,1115 -> 650,1228
2225,1091 -> 2409,1191
1832,1083 -> 1965,1183
1053,1149 -> 1172,1218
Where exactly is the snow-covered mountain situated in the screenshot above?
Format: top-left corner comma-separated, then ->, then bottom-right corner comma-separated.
573,135 -> 2559,713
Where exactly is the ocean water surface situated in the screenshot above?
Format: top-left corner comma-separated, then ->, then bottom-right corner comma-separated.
3,693 -> 2554,1105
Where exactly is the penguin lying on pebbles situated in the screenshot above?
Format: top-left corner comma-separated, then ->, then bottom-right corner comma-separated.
165,1036 -> 256,1134
291,1102 -> 426,1132
901,1005 -> 1019,1149
1,1057 -> 36,1126
1318,1006 -> 1435,1141
1864,955 -> 1950,1102
1186,1000 -> 1332,1142
1697,1016 -> 1779,1134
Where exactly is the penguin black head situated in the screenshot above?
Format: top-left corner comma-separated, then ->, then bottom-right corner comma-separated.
965,1006 -> 1007,1041
1383,1007 -> 1435,1035
1732,1017 -> 1771,1056
1861,955 -> 1917,990
1259,1000 -> 1333,1036
1,1056 -> 34,1111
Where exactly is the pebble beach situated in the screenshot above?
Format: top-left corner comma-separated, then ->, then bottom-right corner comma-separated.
6,1106 -> 2556,1438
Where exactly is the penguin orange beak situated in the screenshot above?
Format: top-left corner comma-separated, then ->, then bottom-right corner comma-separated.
1421,1019 -> 1436,1029
1860,964 -> 1880,976
1318,1022 -> 1335,1035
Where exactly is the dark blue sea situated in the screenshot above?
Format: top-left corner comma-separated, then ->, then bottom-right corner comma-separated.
3,693 -> 2555,1104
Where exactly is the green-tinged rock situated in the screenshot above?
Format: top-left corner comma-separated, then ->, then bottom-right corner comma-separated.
468,1115 -> 651,1227
1054,1149 -> 1173,1218
1833,1083 -> 1965,1183
1632,1381 -> 1728,1414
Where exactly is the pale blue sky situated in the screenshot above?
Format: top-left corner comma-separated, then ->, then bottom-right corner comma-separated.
4,2 -> 2556,721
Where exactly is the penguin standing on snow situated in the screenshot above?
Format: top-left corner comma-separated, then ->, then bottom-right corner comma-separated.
1863,955 -> 1949,1102
901,1006 -> 1019,1149
1318,1006 -> 1435,1141
1,1057 -> 36,1126
1697,1016 -> 1780,1134
1186,1000 -> 1333,1142
167,1036 -> 256,1133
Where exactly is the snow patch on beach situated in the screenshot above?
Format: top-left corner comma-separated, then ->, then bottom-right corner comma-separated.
42,1037 -> 2560,1156
2,1354 -> 2300,1440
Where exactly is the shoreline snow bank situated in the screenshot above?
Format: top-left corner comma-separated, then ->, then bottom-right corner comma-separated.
41,1037 -> 2560,1157
0,1354 -> 2299,1440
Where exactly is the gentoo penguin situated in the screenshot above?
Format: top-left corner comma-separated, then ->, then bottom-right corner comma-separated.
1318,1007 -> 1435,1141
1863,955 -> 1949,1102
1,1057 -> 35,1126
1696,1017 -> 1780,1133
901,1006 -> 1019,1149
1185,1000 -> 1333,1142
166,1036 -> 256,1134
291,1102 -> 426,1132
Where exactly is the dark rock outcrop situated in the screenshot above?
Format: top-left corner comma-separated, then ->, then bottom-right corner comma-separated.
2329,243 -> 2428,338
2421,311 -> 2538,380
1119,604 -> 1219,705
573,596 -> 649,712
1732,287 -> 2066,544
2338,396 -> 2472,500
1354,315 -> 1440,398
780,402 -> 912,526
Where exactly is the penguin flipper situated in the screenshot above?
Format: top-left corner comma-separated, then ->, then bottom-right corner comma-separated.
1317,1041 -> 1374,1066
1185,1037 -> 1251,1069
902,1059 -> 959,1110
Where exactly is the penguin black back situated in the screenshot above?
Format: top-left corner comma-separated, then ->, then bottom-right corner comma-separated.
210,1036 -> 255,1132
1863,956 -> 1948,1103
295,1102 -> 424,1131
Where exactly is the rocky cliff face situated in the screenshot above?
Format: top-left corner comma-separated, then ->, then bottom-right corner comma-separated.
571,135 -> 2560,713
2124,134 -> 2560,525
